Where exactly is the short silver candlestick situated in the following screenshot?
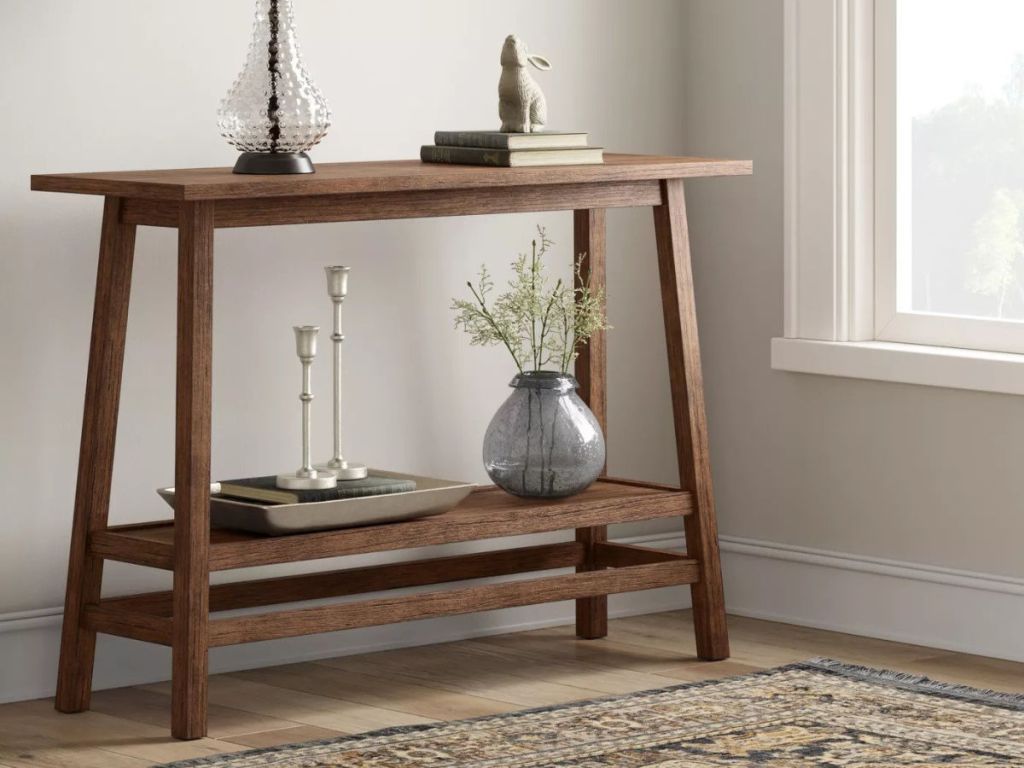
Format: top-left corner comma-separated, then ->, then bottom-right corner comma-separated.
316,266 -> 368,480
277,326 -> 337,490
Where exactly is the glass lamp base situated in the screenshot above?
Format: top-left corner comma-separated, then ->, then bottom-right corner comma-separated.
233,151 -> 315,175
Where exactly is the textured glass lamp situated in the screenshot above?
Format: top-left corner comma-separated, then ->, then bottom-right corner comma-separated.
218,0 -> 331,175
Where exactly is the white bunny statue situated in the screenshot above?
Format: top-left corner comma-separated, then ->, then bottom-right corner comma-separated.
498,35 -> 552,133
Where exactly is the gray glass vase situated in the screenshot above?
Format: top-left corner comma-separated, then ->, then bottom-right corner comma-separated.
483,371 -> 606,498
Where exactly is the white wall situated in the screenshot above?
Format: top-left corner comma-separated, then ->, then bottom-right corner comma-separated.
683,0 -> 1024,660
683,0 -> 1024,577
0,0 -> 692,699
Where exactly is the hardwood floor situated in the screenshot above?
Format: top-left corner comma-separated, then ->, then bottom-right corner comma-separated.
1,610 -> 1021,766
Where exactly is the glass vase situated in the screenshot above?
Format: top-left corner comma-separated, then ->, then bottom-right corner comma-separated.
483,371 -> 606,498
218,0 -> 331,175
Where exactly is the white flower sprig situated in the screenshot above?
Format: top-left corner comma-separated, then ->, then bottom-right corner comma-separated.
452,226 -> 610,373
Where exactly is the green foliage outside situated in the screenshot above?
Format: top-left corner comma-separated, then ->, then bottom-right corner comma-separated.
916,54 -> 1024,319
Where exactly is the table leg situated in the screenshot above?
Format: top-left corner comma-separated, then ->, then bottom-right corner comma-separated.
171,201 -> 214,739
652,179 -> 729,660
56,197 -> 137,713
573,208 -> 609,640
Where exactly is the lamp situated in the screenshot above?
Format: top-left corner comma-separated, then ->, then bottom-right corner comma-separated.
218,0 -> 331,175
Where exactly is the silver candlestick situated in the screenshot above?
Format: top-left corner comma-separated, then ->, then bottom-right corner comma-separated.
316,266 -> 368,480
277,325 -> 337,490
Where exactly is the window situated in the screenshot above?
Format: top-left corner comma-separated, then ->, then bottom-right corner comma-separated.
774,0 -> 1024,396
876,0 -> 1024,354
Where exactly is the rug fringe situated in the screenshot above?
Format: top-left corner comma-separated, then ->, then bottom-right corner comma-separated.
791,656 -> 1024,711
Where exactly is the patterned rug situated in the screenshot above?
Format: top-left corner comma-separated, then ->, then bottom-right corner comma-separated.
160,658 -> 1024,766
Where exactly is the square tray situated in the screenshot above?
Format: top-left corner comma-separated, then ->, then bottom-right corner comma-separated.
157,470 -> 475,536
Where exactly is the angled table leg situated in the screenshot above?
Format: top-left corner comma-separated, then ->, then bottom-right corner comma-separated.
652,179 -> 729,660
56,197 -> 137,713
573,208 -> 609,639
171,201 -> 215,739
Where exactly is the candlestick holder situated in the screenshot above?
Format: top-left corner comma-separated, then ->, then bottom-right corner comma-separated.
277,325 -> 337,490
316,266 -> 368,480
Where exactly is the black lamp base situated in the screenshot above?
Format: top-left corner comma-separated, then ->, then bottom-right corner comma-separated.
232,151 -> 315,175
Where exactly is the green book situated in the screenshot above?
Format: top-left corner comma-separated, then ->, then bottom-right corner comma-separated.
433,130 -> 589,150
218,475 -> 416,505
421,145 -> 604,168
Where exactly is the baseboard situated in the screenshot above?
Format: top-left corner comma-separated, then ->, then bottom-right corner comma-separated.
3,532 -> 1022,704
719,534 -> 1024,664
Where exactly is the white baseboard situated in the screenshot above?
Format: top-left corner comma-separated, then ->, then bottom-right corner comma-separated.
3,532 -> 1022,705
719,534 -> 1024,663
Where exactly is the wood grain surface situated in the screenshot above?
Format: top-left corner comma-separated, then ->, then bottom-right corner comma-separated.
653,179 -> 729,660
171,200 -> 215,739
31,155 -> 752,201
101,542 -> 586,617
573,207 -> 610,641
593,542 -> 688,568
207,561 -> 699,646
54,197 -> 136,714
120,181 -> 663,228
90,481 -> 693,571
83,604 -> 173,646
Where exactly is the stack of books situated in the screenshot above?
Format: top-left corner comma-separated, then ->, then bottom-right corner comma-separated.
421,131 -> 603,167
217,474 -> 416,505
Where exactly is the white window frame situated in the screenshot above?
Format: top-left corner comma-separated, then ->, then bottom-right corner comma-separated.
873,1 -> 1024,354
773,0 -> 1024,396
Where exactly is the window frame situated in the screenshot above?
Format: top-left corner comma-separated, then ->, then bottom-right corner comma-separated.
774,0 -> 1024,395
872,0 -> 1024,355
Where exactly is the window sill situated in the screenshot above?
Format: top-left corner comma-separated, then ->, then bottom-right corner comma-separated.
771,338 -> 1024,396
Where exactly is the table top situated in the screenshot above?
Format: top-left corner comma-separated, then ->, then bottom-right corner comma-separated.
31,153 -> 752,202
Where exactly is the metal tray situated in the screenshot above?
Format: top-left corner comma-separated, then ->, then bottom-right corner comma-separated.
157,470 -> 475,536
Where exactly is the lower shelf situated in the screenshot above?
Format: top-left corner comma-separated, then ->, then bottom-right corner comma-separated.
86,541 -> 697,647
90,478 -> 692,571
80,478 -> 696,649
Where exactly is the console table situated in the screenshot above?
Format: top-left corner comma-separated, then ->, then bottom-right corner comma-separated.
32,153 -> 752,739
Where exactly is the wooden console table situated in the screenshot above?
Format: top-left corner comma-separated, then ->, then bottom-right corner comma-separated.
32,153 -> 752,739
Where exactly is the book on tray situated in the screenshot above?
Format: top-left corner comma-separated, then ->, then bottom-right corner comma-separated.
217,474 -> 417,505
422,130 -> 603,167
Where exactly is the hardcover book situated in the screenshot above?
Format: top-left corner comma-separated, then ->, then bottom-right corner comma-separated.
421,145 -> 604,168
433,130 -> 589,150
218,474 -> 417,505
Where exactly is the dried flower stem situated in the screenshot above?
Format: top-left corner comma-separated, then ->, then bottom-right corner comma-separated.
451,226 -> 610,374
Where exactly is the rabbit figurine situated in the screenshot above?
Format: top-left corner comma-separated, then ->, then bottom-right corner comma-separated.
498,35 -> 552,133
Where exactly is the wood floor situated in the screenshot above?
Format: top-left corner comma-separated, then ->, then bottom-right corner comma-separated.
2,610 -> 1022,766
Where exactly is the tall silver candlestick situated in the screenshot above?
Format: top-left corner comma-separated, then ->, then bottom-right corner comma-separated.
277,326 -> 337,490
317,266 -> 368,480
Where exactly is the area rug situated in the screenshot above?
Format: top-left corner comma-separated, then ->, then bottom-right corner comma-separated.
159,658 -> 1024,766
